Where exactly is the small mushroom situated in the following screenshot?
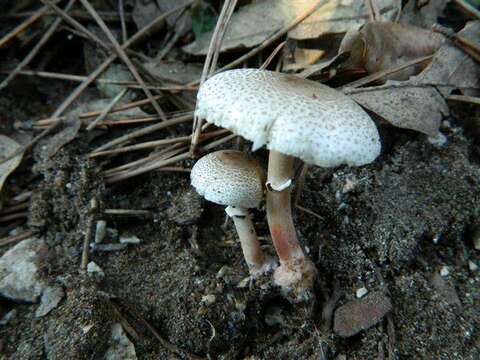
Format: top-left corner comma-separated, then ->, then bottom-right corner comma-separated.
196,69 -> 381,300
191,150 -> 273,275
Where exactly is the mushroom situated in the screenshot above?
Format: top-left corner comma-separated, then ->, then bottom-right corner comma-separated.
191,150 -> 273,275
195,69 -> 381,300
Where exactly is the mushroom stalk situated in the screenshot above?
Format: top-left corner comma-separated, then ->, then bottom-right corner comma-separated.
226,206 -> 268,273
266,150 -> 305,263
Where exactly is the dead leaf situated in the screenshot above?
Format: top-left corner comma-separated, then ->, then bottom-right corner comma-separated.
339,22 -> 444,81
399,0 -> 448,29
143,60 -> 203,84
413,21 -> 480,97
0,135 -> 23,193
36,114 -> 82,160
133,0 -> 191,34
183,0 -> 398,55
343,22 -> 480,136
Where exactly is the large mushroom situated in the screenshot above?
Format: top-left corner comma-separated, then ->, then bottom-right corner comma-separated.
191,150 -> 273,275
196,69 -> 381,299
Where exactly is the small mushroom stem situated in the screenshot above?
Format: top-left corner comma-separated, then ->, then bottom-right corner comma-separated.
266,150 -> 316,298
225,206 -> 269,274
266,151 -> 305,263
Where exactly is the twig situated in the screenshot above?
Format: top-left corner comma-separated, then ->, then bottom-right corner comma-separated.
39,0 -> 195,128
79,0 -> 167,120
432,23 -> 480,64
118,0 -> 128,43
86,88 -> 128,131
0,0 -> 76,90
0,10 -> 133,22
0,3 -> 54,49
0,212 -> 29,223
104,209 -> 152,216
0,229 -> 36,247
126,304 -> 205,360
447,94 -> 480,106
321,280 -> 342,332
216,0 -> 324,73
451,0 -> 480,20
190,0 -> 238,156
365,0 -> 381,22
296,204 -> 323,220
0,202 -> 29,215
341,54 -> 434,89
81,198 -> 97,270
91,113 -> 193,153
90,129 -> 228,158
260,41 -> 287,70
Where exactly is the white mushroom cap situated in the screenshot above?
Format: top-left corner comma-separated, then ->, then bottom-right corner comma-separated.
191,150 -> 265,208
196,69 -> 381,168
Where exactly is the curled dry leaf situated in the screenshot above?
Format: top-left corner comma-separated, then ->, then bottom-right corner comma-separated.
339,22 -> 444,81
343,21 -> 480,136
183,0 -> 398,55
0,135 -> 23,194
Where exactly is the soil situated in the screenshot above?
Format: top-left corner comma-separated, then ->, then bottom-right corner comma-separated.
1,104 -> 479,359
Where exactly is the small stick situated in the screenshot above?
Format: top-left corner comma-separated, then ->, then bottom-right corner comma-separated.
104,209 -> 152,216
0,0 -> 76,90
296,204 -> 323,220
341,54 -> 434,89
90,129 -> 228,158
79,0 -> 167,120
118,0 -> 128,43
87,88 -> 128,131
260,40 -> 286,70
8,191 -> 32,204
91,113 -> 193,153
0,229 -> 36,247
0,212 -> 29,223
0,3 -> 52,49
432,23 -> 480,63
0,10 -> 132,22
451,0 -> 480,20
0,202 -> 29,215
191,0 -> 238,156
81,198 -> 97,270
447,94 -> 480,106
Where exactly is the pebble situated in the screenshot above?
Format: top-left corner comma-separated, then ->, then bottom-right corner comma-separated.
104,323 -> 137,360
94,220 -> 107,243
0,237 -> 48,302
0,310 -> 16,326
35,286 -> 65,318
200,294 -> 216,305
87,262 -> 105,278
356,287 -> 368,299
431,273 -> 461,307
119,234 -> 141,245
334,292 -> 392,337
468,260 -> 478,272
440,266 -> 450,277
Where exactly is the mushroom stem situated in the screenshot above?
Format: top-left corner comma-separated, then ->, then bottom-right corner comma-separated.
225,206 -> 269,274
266,151 -> 305,263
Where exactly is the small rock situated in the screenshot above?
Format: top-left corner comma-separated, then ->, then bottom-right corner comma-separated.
0,309 -> 16,326
94,220 -> 107,244
468,260 -> 478,272
104,323 -> 137,360
200,294 -> 216,305
35,286 -> 64,318
0,238 -> 48,302
334,292 -> 392,337
356,287 -> 368,299
119,234 -> 141,245
167,189 -> 203,225
87,262 -> 105,278
440,266 -> 450,277
92,244 -> 127,252
431,273 -> 461,307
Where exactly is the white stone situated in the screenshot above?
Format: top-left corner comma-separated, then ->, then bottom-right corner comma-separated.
0,238 -> 48,302
356,287 -> 368,298
119,235 -> 141,245
87,262 -> 105,278
35,286 -> 64,318
468,260 -> 478,272
104,323 -> 137,360
440,266 -> 450,277
94,220 -> 107,243
200,294 -> 216,305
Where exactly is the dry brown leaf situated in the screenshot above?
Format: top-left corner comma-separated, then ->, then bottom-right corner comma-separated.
399,0 -> 448,29
0,135 -> 23,193
133,0 -> 191,34
339,22 -> 444,81
343,22 -> 480,136
183,0 -> 398,55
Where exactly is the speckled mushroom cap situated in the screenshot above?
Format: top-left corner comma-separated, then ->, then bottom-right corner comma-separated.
191,150 -> 265,208
196,69 -> 381,167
